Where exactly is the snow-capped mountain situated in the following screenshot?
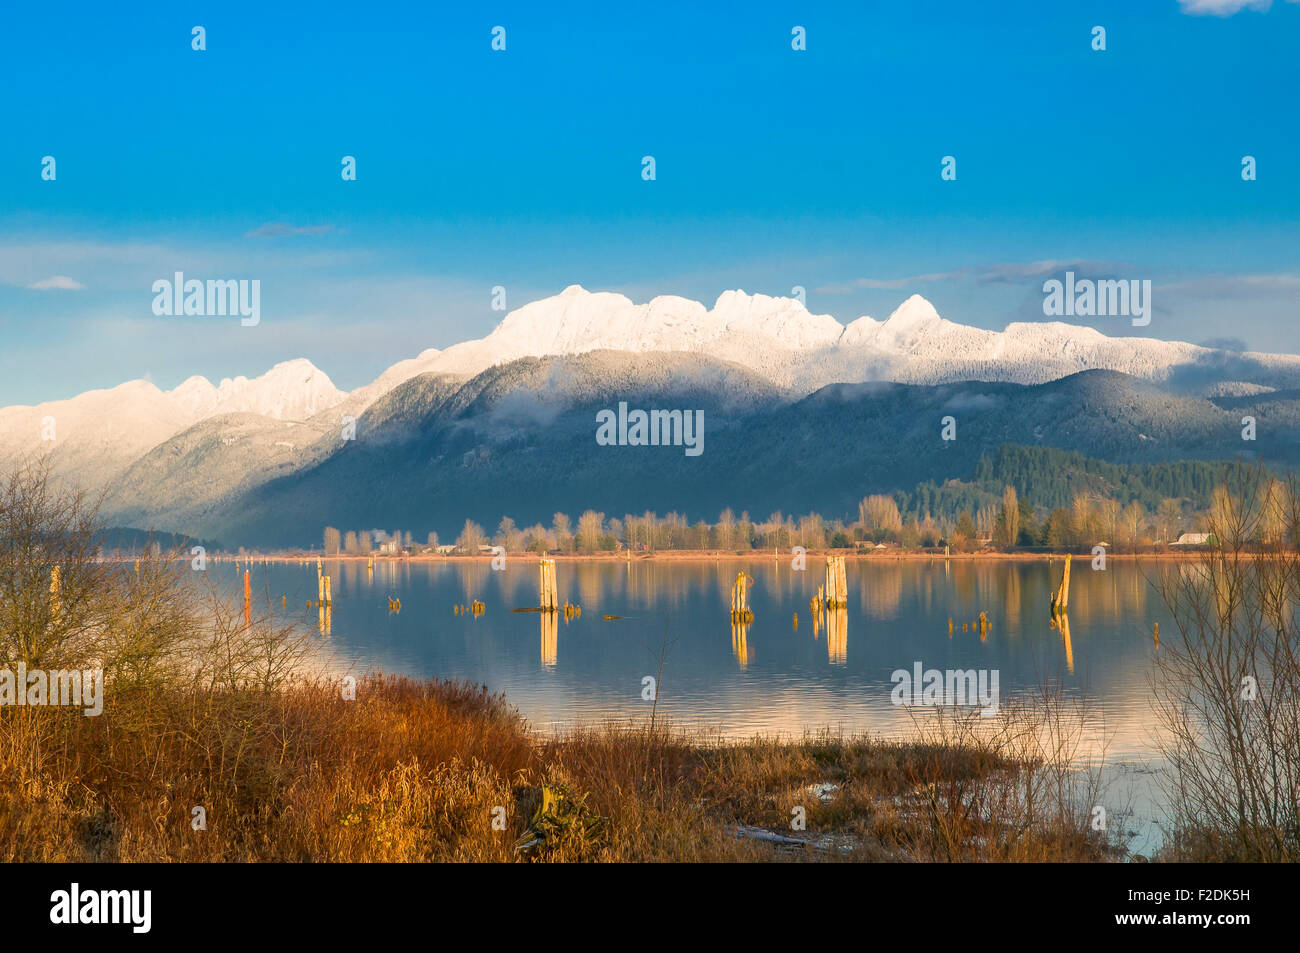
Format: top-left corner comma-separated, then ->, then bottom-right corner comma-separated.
376,286 -> 1300,393
5,287 -> 1300,532
0,359 -> 345,491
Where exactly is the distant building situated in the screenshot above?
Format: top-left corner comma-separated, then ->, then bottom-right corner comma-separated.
1171,532 -> 1212,546
435,544 -> 456,555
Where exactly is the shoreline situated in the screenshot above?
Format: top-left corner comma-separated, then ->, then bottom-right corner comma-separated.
190,548 -> 1229,563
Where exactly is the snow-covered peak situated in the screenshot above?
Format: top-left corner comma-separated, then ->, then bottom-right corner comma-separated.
437,285 -> 846,375
710,290 -> 844,348
839,314 -> 881,347
167,358 -> 345,421
873,294 -> 946,351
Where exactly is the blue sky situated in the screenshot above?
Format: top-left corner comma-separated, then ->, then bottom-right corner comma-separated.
1,0 -> 1297,405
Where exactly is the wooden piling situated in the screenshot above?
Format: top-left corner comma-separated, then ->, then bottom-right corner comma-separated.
1051,554 -> 1072,616
539,559 -> 558,611
243,570 -> 251,628
823,556 -> 848,609
730,571 -> 754,623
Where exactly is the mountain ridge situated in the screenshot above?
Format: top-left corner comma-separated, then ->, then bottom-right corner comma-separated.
6,287 -> 1300,542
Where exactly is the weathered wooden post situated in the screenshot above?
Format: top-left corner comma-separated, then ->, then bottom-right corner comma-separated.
539,559 -> 558,611
1051,554 -> 1072,616
823,556 -> 848,608
243,570 -> 252,628
730,571 -> 754,623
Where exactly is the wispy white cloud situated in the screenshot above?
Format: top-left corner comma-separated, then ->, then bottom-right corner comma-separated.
815,260 -> 1128,295
1178,0 -> 1296,16
25,275 -> 84,290
244,222 -> 340,239
1157,273 -> 1300,296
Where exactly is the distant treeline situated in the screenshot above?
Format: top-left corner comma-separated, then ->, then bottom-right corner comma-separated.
318,447 -> 1276,556
98,527 -> 222,555
904,445 -> 1238,526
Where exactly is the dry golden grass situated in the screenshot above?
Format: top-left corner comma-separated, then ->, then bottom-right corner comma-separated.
0,674 -> 1123,863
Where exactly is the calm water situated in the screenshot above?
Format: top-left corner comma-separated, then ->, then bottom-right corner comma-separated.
232,557 -> 1172,755
230,555 -> 1175,849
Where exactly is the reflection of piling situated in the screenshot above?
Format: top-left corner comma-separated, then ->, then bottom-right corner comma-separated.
539,559 -> 558,611
324,575 -> 332,607
730,571 -> 754,623
826,606 -> 847,665
731,620 -> 750,668
1057,611 -> 1073,673
541,611 -> 558,668
823,556 -> 848,609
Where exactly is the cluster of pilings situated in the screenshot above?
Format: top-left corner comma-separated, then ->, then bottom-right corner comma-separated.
949,612 -> 991,641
